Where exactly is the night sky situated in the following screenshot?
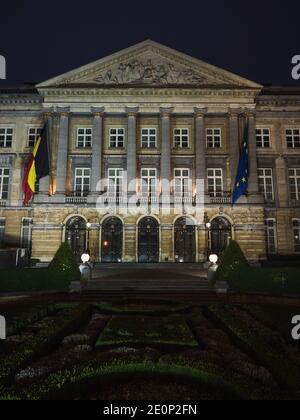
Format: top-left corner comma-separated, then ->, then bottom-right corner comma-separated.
0,0 -> 300,86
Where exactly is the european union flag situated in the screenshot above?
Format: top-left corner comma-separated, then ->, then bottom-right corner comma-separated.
232,122 -> 249,204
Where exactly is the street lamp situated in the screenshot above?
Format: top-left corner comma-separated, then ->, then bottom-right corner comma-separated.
205,222 -> 211,261
86,222 -> 91,255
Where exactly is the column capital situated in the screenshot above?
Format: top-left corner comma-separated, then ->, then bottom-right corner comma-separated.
91,106 -> 105,117
244,108 -> 257,119
194,107 -> 207,118
42,107 -> 55,118
56,106 -> 70,117
228,107 -> 243,118
125,106 -> 139,117
159,107 -> 174,117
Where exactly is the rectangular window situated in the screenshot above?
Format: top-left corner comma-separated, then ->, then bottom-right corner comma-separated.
21,218 -> 32,250
28,127 -> 42,148
206,128 -> 222,148
0,128 -> 13,148
174,128 -> 189,148
286,128 -> 300,148
0,218 -> 5,248
75,168 -> 91,197
109,128 -> 125,148
77,128 -> 92,148
289,168 -> 300,200
293,220 -> 300,253
108,168 -> 123,196
207,168 -> 223,197
266,219 -> 277,254
0,168 -> 10,200
174,168 -> 191,196
141,128 -> 157,148
258,168 -> 274,201
256,128 -> 271,148
141,168 -> 157,196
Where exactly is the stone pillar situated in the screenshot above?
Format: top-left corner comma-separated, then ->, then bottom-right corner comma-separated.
160,107 -> 173,198
126,107 -> 139,195
247,110 -> 259,195
55,107 -> 70,199
89,107 -> 104,200
229,109 -> 241,190
194,107 -> 207,193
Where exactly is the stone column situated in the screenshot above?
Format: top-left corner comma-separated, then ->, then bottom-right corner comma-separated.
229,109 -> 241,191
160,107 -> 173,198
194,107 -> 207,192
247,110 -> 259,195
126,107 -> 139,196
54,107 -> 70,199
89,107 -> 104,200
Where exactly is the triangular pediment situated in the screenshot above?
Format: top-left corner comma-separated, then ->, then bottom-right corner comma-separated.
37,40 -> 262,88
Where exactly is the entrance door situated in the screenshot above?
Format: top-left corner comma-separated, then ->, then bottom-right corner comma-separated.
174,217 -> 196,262
65,216 -> 87,262
101,217 -> 123,263
210,217 -> 232,255
138,217 -> 159,262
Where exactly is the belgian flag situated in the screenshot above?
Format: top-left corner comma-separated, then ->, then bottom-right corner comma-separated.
22,123 -> 50,205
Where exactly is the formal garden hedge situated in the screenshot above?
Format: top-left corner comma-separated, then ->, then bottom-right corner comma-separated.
0,242 -> 80,293
0,304 -> 92,386
214,240 -> 300,295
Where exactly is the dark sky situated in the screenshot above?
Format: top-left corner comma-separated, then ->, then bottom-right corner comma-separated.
0,0 -> 300,86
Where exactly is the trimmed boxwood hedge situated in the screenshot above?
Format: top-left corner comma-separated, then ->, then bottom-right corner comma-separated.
13,362 -> 249,400
205,305 -> 300,393
0,242 -> 80,293
0,304 -> 92,386
214,240 -> 300,295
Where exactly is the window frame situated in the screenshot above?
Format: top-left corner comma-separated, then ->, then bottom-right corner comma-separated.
173,128 -> 190,149
256,128 -> 271,148
27,127 -> 42,148
141,168 -> 157,196
258,168 -> 274,201
173,168 -> 191,196
74,167 -> 91,197
289,168 -> 300,201
20,217 -> 33,250
0,127 -> 13,148
141,128 -> 157,149
0,167 -> 10,200
207,168 -> 223,197
76,127 -> 93,148
108,168 -> 123,196
206,128 -> 222,149
286,128 -> 300,149
109,128 -> 125,149
266,218 -> 277,255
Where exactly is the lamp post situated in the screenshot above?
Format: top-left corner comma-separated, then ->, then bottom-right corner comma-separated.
205,222 -> 211,261
86,222 -> 91,255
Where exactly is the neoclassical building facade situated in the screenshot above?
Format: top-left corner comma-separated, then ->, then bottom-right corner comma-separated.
0,40 -> 299,263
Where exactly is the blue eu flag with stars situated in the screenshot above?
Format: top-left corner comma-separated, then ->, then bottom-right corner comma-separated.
232,123 -> 249,205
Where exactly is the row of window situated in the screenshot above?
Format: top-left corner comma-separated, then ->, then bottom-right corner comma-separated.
266,219 -> 300,254
1,126 -> 300,150
0,166 -> 300,200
